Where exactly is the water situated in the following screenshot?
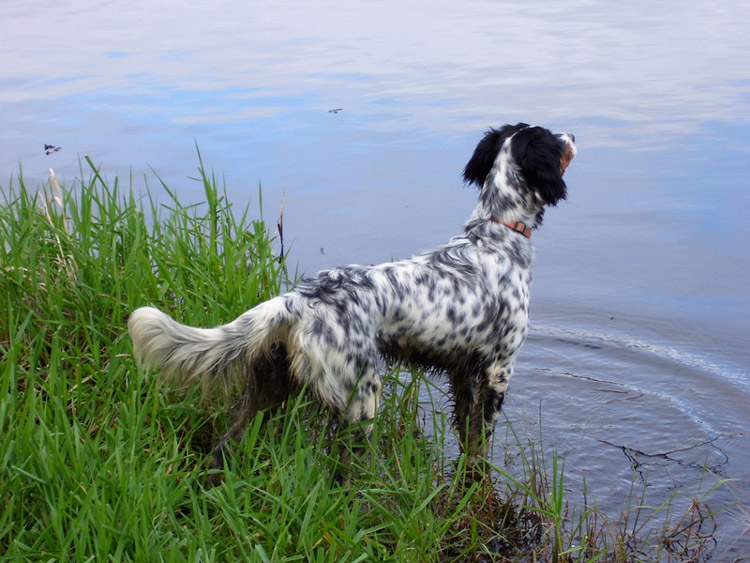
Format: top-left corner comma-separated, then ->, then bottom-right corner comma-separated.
2,0 -> 748,555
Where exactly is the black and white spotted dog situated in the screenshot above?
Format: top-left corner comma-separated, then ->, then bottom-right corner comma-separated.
128,123 -> 576,481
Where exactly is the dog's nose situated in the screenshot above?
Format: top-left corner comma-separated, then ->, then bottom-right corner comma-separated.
569,133 -> 575,144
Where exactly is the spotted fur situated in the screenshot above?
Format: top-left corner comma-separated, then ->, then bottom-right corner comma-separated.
128,123 -> 576,481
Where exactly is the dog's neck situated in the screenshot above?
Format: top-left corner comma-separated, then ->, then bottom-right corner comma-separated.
475,147 -> 546,230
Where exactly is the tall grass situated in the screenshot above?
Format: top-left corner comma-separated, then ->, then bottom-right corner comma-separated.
0,156 -> 727,561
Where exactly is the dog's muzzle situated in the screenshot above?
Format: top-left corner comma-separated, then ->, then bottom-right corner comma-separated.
558,133 -> 576,173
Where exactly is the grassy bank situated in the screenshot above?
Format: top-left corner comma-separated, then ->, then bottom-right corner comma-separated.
0,157 -> 723,561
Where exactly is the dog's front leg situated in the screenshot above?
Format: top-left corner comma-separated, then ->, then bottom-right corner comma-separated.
451,364 -> 510,481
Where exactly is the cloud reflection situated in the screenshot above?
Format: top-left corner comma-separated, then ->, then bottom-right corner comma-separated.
1,0 -> 749,146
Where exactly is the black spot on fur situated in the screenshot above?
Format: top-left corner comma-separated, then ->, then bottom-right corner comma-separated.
483,390 -> 505,424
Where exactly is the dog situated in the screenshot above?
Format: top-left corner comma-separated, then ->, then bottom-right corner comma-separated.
128,123 -> 576,482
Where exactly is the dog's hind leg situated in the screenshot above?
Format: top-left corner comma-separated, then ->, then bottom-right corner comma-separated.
332,365 -> 382,484
207,351 -> 293,486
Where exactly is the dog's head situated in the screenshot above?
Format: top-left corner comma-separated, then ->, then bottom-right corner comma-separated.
463,123 -> 576,225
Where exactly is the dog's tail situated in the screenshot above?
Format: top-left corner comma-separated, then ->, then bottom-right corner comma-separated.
127,298 -> 292,395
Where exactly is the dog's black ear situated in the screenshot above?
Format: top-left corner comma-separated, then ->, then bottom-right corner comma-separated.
512,127 -> 567,205
463,123 -> 528,188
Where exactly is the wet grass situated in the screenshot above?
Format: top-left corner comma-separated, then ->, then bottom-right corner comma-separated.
0,156 -> 731,561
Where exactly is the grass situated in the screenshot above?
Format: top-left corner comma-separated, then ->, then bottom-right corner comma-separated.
0,155 -> 731,561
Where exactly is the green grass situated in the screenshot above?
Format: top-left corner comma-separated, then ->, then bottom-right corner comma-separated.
0,156 -> 728,561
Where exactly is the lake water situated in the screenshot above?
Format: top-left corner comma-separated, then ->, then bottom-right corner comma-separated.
2,0 -> 748,556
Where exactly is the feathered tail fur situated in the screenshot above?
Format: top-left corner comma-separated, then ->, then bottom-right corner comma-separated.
127,299 -> 291,396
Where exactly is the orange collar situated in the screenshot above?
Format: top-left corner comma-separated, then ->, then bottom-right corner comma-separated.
489,216 -> 532,238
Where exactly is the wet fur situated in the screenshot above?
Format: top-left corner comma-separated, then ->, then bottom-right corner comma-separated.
128,123 -> 576,481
